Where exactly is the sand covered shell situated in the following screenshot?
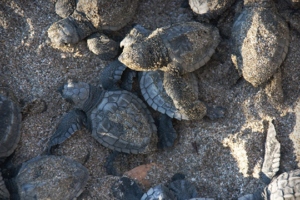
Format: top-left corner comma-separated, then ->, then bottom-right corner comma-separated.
231,0 -> 289,87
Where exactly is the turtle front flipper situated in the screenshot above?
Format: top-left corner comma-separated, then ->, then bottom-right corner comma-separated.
87,33 -> 119,60
48,109 -> 87,153
156,114 -> 177,149
261,121 -> 280,184
163,72 -> 207,120
101,60 -> 128,90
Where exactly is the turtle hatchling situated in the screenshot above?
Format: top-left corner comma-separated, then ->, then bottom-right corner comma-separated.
189,0 -> 236,19
0,87 -> 21,163
231,0 -> 289,87
13,155 -> 88,200
238,121 -> 300,200
48,80 -> 160,154
119,22 -> 220,75
48,0 -> 139,60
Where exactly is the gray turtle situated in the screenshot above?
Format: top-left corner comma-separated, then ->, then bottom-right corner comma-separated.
238,121 -> 300,200
0,87 -> 21,162
48,80 -> 159,154
13,155 -> 88,200
48,0 -> 139,60
189,0 -> 236,19
119,22 -> 220,75
231,0 -> 289,87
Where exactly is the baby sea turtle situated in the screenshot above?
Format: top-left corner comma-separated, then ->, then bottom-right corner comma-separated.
119,22 -> 220,75
231,0 -> 289,87
48,0 -> 139,60
238,121 -> 300,200
0,87 -> 21,163
48,80 -> 160,154
189,0 -> 236,19
13,155 -> 88,200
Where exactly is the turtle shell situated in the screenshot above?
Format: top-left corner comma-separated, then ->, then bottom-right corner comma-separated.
231,1 -> 289,87
139,70 -> 199,120
158,22 -> 220,74
16,155 -> 89,200
76,0 -> 139,31
267,169 -> 300,199
88,90 -> 157,154
0,87 -> 21,159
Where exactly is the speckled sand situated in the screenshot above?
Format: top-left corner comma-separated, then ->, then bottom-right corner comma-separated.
0,0 -> 299,199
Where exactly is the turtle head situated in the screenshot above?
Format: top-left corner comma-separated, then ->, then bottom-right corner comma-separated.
48,18 -> 80,47
58,80 -> 90,108
119,36 -> 169,71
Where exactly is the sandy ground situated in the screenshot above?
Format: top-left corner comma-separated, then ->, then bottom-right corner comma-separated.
0,0 -> 299,199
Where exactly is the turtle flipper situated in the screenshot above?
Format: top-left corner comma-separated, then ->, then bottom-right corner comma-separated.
112,177 -> 144,200
156,114 -> 177,149
101,60 -> 127,90
163,72 -> 207,120
104,151 -> 122,176
48,109 -> 87,154
120,68 -> 137,91
261,121 -> 280,184
141,184 -> 176,200
169,179 -> 199,200
87,33 -> 119,60
205,105 -> 226,120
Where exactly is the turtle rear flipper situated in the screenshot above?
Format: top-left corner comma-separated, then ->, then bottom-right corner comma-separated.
261,121 -> 280,184
48,109 -> 87,154
101,60 -> 128,90
156,114 -> 177,149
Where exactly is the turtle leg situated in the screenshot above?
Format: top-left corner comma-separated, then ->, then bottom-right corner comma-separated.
205,105 -> 226,120
261,121 -> 280,184
48,109 -> 87,154
104,151 -> 122,176
156,114 -> 177,149
101,60 -> 127,90
120,68 -> 137,91
112,177 -> 144,200
87,33 -> 119,60
55,0 -> 76,18
163,72 -> 207,120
